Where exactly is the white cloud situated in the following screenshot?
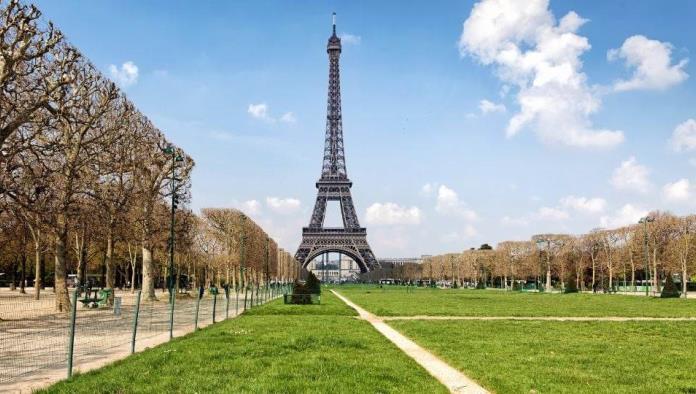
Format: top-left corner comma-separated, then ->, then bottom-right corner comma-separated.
339,33 -> 361,45
600,204 -> 648,229
435,184 -> 478,220
671,119 -> 696,152
560,195 -> 606,213
365,203 -> 422,226
537,206 -> 569,220
248,103 -> 270,120
279,112 -> 296,123
248,104 -> 296,124
663,178 -> 691,202
265,197 -> 301,214
108,61 -> 139,87
478,99 -> 506,114
242,200 -> 262,215
421,183 -> 435,196
611,156 -> 650,193
608,35 -> 688,92
460,0 -> 624,148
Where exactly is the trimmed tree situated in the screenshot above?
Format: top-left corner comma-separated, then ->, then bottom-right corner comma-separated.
660,273 -> 681,298
305,271 -> 321,295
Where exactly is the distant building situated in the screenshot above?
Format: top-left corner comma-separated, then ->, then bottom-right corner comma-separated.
307,255 -> 361,283
377,256 -> 425,266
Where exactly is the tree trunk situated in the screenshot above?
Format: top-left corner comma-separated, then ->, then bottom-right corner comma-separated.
130,259 -> 137,293
591,254 -> 596,289
629,254 -> 636,292
19,253 -> 26,294
128,243 -> 137,293
141,246 -> 156,300
75,232 -> 87,290
105,232 -> 114,289
682,260 -> 689,298
545,257 -> 552,292
105,231 -> 115,305
608,263 -> 613,289
54,225 -> 71,312
10,259 -> 17,291
652,249 -> 660,293
34,240 -> 42,300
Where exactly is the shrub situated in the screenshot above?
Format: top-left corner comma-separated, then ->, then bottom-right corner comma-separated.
661,274 -> 681,298
305,271 -> 321,295
475,280 -> 486,289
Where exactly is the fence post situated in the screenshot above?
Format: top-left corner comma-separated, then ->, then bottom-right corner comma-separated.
225,285 -> 230,320
131,290 -> 142,354
194,286 -> 202,331
212,292 -> 217,323
67,288 -> 79,379
168,289 -> 175,340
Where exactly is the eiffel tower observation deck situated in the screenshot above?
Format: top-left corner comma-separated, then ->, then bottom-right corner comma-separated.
294,13 -> 378,273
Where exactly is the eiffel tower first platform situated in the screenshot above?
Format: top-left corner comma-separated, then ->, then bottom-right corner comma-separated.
294,14 -> 378,273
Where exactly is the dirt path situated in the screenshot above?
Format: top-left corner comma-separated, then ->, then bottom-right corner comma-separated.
1,292 -> 253,394
382,316 -> 696,321
331,290 -> 489,394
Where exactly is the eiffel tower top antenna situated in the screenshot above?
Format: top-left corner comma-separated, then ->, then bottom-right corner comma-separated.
322,12 -> 346,180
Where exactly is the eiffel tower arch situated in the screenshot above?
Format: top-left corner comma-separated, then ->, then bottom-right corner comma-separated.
295,14 -> 378,273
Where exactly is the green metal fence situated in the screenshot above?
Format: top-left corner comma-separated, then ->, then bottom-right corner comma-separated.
0,283 -> 291,387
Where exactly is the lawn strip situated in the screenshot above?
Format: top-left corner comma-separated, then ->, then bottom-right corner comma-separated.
337,286 -> 696,317
42,291 -> 447,394
390,319 -> 696,394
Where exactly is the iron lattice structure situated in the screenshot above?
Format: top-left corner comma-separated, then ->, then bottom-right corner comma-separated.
295,15 -> 378,273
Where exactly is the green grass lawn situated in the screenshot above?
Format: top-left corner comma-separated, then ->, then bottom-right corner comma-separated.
390,319 -> 696,393
43,291 -> 446,393
336,286 -> 696,317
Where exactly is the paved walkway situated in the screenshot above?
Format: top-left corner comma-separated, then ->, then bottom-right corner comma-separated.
331,290 -> 489,394
382,316 -> 696,322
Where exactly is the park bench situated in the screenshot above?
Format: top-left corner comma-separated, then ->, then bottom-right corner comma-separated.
78,288 -> 113,308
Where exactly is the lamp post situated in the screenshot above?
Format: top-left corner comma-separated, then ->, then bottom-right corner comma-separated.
162,146 -> 183,340
638,216 -> 654,296
162,146 -> 183,296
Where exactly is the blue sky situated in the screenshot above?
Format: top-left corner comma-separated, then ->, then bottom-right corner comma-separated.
33,0 -> 696,257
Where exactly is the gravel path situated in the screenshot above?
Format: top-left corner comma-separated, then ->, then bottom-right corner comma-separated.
331,290 -> 489,394
382,316 -> 696,322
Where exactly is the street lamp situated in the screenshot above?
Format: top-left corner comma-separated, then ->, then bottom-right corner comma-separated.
638,216 -> 654,296
162,146 -> 184,296
162,145 -> 183,340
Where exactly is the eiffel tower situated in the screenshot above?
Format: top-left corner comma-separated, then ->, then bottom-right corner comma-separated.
295,13 -> 378,273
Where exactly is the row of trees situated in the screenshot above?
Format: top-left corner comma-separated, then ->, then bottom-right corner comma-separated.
0,0 -> 196,310
391,212 -> 695,297
0,1 -> 299,311
196,208 -> 299,290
